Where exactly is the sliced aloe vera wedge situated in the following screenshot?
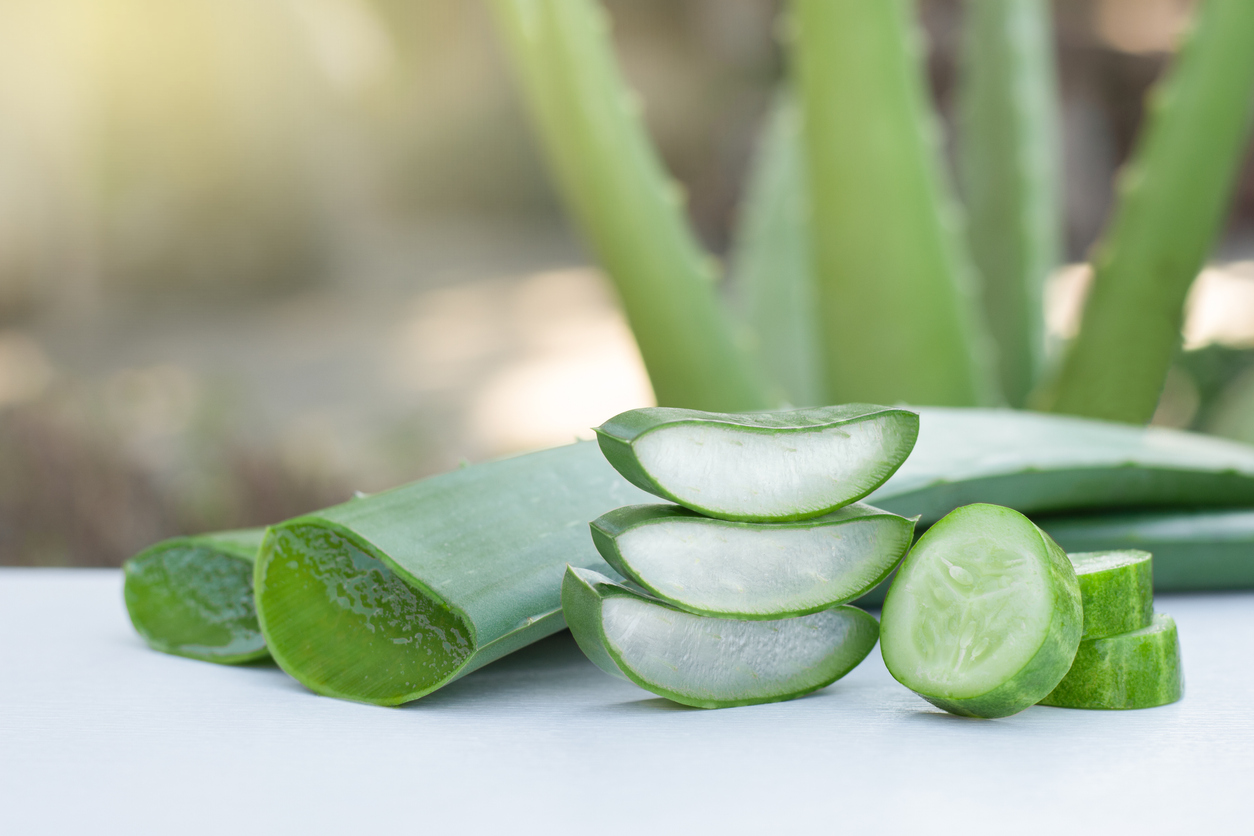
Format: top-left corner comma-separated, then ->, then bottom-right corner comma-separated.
1038,509 -> 1254,592
123,529 -> 269,664
880,504 -> 1082,718
870,407 -> 1254,525
1068,550 -> 1154,639
562,566 -> 879,709
595,404 -> 919,522
254,441 -> 651,706
1040,613 -> 1183,710
589,502 -> 914,619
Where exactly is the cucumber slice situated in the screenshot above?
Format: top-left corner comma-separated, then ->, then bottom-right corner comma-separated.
880,504 -> 1082,718
562,566 -> 880,709
590,502 -> 915,619
595,404 -> 919,521
123,529 -> 269,664
1068,550 -> 1154,639
1040,613 -> 1183,710
1038,509 -> 1254,592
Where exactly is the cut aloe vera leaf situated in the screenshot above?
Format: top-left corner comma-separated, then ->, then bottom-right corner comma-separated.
1068,550 -> 1154,640
562,566 -> 879,709
590,502 -> 914,619
254,441 -> 651,706
1040,613 -> 1183,710
595,404 -> 919,522
880,504 -> 1082,718
868,407 -> 1254,526
123,528 -> 269,665
1039,509 -> 1254,592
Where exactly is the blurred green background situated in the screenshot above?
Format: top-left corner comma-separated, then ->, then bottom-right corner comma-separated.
2,0 -> 1252,566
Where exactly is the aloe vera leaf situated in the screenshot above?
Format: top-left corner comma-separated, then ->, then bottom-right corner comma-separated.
867,407 -> 1254,526
589,502 -> 915,619
790,0 -> 997,407
727,89 -> 825,407
253,441 -> 652,706
562,566 -> 880,709
1040,0 -> 1254,423
1066,550 -> 1154,640
957,0 -> 1061,408
1038,509 -> 1254,592
487,0 -> 767,412
123,528 -> 269,665
1039,613 -> 1183,710
880,504 -> 1083,719
595,404 -> 920,521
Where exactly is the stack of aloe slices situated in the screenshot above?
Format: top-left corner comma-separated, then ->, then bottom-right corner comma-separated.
564,404 -> 919,708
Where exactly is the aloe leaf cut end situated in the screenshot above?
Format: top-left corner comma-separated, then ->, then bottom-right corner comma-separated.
562,566 -> 879,709
1040,613 -> 1183,710
880,504 -> 1082,718
595,405 -> 919,521
123,530 -> 269,665
590,502 -> 914,619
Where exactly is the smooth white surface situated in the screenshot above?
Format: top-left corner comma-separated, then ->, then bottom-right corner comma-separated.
2,569 -> 1251,835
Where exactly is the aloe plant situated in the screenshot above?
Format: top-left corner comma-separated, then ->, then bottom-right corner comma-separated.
958,0 -> 1061,408
791,0 -> 997,407
488,0 -> 768,413
1040,0 -> 1254,422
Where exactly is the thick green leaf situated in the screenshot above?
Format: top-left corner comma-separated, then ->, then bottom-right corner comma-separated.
791,0 -> 997,407
488,0 -> 768,412
728,90 -> 824,407
123,528 -> 269,665
1040,0 -> 1254,423
958,0 -> 1061,407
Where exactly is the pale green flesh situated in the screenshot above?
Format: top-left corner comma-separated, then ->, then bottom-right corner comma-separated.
608,503 -> 912,618
565,567 -> 878,708
631,412 -> 915,520
882,511 -> 1052,698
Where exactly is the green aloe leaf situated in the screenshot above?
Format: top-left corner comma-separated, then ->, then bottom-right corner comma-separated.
791,0 -> 997,407
123,528 -> 269,664
1039,0 -> 1254,423
727,89 -> 824,407
957,0 -> 1061,407
488,0 -> 768,412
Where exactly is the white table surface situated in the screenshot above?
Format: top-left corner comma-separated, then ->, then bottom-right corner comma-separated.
2,568 -> 1251,835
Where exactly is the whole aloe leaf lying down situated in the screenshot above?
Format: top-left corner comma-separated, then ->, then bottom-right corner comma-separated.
254,442 -> 651,706
124,529 -> 269,664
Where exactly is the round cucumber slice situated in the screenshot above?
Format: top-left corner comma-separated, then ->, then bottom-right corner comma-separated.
589,502 -> 915,619
123,530 -> 269,664
1068,550 -> 1154,639
880,504 -> 1082,718
1040,613 -> 1183,710
594,404 -> 919,521
562,566 -> 880,709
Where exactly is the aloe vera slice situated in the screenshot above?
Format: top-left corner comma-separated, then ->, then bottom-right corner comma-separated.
562,566 -> 879,709
123,529 -> 269,664
1040,613 -> 1183,710
880,504 -> 1082,718
253,441 -> 651,706
1068,550 -> 1154,640
589,502 -> 914,619
1038,509 -> 1254,593
869,407 -> 1254,526
595,404 -> 919,522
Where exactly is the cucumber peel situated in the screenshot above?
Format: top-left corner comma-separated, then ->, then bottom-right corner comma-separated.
123,529 -> 269,664
254,441 -> 651,706
880,504 -> 1082,718
1068,550 -> 1154,639
1040,613 -> 1183,710
595,404 -> 919,522
562,566 -> 879,709
590,502 -> 914,619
